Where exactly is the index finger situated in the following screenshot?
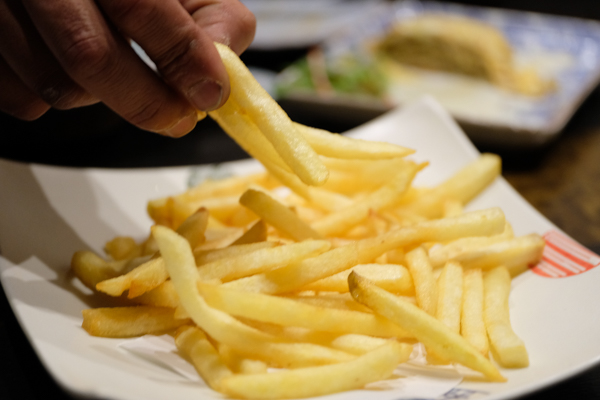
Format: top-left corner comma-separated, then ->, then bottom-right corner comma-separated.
98,0 -> 232,113
23,0 -> 198,137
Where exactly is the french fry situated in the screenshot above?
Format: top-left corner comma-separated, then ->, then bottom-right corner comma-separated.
355,208 -> 506,263
153,225 -> 355,368
193,241 -> 278,265
71,251 -> 137,290
436,261 -> 464,332
217,343 -> 268,374
82,306 -> 191,338
104,236 -> 141,260
231,220 -> 268,245
405,247 -> 438,316
198,282 -> 411,338
133,280 -> 180,308
174,326 -> 233,391
348,272 -> 505,382
219,340 -> 412,400
212,43 -> 328,187
396,154 -> 501,219
461,268 -> 489,356
295,123 -> 414,159
223,242 -> 359,294
300,263 -> 414,295
484,266 -> 529,368
429,233 -> 545,276
239,189 -> 324,241
197,239 -> 331,282
311,161 -> 421,237
96,209 -> 211,298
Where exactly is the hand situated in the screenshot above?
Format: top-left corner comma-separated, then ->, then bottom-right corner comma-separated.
0,0 -> 256,137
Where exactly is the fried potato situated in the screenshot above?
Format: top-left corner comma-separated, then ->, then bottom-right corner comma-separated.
239,189 -> 323,241
174,326 -> 233,391
348,272 -> 505,382
212,43 -> 328,187
82,306 -> 191,338
436,261 -> 464,332
295,122 -> 414,159
484,266 -> 529,368
153,225 -> 355,368
219,340 -> 412,400
461,268 -> 489,356
198,282 -> 411,338
405,247 -> 438,316
300,263 -> 414,294
311,161 -> 421,237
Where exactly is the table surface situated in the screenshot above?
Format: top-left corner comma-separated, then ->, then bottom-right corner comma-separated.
2,2 -> 600,399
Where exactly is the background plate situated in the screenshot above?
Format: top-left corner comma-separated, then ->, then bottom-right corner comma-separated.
276,1 -> 600,148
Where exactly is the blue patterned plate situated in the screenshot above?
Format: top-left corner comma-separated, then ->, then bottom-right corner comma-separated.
276,1 -> 600,147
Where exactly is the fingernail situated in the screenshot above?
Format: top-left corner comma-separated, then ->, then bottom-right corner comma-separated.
163,113 -> 197,138
189,79 -> 223,111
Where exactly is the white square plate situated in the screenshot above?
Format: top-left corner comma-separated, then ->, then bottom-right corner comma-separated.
1,97 -> 599,400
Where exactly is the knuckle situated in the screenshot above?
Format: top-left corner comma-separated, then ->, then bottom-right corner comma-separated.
124,99 -> 166,130
34,76 -> 92,110
102,0 -> 157,30
152,27 -> 200,84
60,31 -> 114,81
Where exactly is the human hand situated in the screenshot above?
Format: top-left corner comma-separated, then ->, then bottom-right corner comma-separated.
0,0 -> 256,137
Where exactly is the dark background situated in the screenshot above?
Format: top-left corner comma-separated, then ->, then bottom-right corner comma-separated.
2,1 -> 600,399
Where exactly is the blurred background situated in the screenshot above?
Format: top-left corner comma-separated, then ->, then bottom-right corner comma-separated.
1,0 -> 600,399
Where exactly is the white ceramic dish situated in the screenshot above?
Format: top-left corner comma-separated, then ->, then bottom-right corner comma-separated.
1,97 -> 600,400
276,1 -> 600,148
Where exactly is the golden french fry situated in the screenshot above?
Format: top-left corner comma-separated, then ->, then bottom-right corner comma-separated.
81,306 -> 191,338
153,225 -> 355,368
484,266 -> 529,368
71,251 -> 133,290
194,241 -> 278,265
295,123 -> 414,159
301,263 -> 414,295
282,293 -> 373,313
212,43 -> 328,187
436,261 -> 464,332
198,282 -> 411,338
396,154 -> 501,218
223,242 -> 359,294
96,209 -> 211,298
355,208 -> 506,264
217,343 -> 268,375
311,161 -> 420,237
104,236 -> 141,261
461,268 -> 489,356
405,247 -> 438,316
133,280 -> 180,308
198,239 -> 331,282
239,189 -> 324,241
231,220 -> 268,245
96,257 -> 166,298
174,326 -> 233,391
429,233 -> 545,276
348,272 -> 505,382
443,199 -> 463,218
174,207 -> 209,249
320,158 -> 412,195
219,340 -> 412,400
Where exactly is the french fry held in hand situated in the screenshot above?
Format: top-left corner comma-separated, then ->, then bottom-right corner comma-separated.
70,42 -> 545,399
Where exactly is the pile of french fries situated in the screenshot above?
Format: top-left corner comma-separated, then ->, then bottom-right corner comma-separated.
71,43 -> 544,399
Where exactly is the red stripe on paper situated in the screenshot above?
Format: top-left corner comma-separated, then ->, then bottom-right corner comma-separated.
531,230 -> 600,278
